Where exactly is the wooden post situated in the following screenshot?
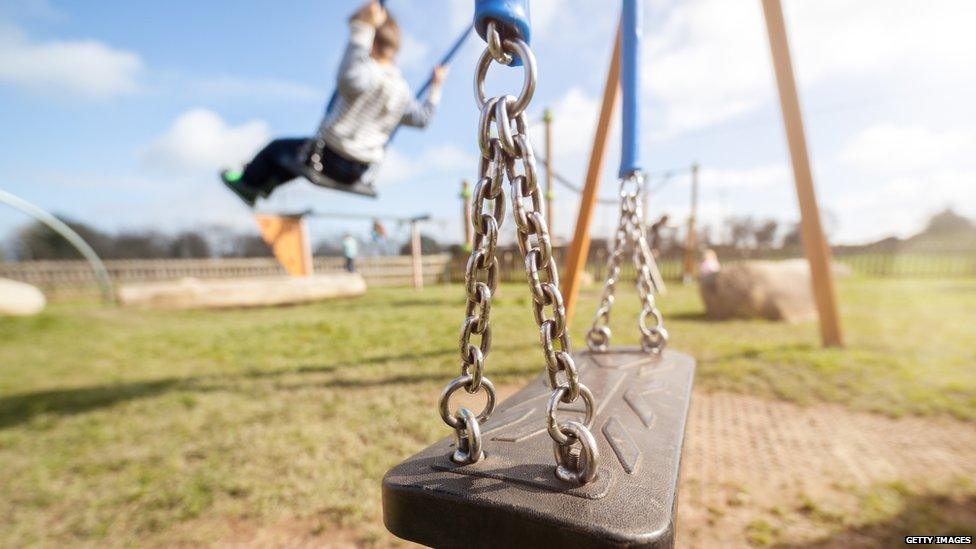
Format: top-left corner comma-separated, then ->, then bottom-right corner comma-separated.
562,24 -> 622,326
410,220 -> 423,290
543,108 -> 555,237
682,163 -> 700,284
761,0 -> 843,347
460,180 -> 473,252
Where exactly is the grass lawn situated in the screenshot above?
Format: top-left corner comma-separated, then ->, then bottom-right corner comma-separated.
0,277 -> 973,545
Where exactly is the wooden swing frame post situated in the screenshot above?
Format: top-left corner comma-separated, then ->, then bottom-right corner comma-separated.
561,24 -> 622,326
762,0 -> 844,347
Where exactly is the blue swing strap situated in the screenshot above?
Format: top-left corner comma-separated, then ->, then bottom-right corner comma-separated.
619,0 -> 642,178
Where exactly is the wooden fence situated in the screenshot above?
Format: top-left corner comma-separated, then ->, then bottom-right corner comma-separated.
2,246 -> 973,299
0,255 -> 453,298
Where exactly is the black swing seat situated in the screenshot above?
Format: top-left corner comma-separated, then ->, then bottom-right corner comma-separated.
278,152 -> 379,199
383,347 -> 696,548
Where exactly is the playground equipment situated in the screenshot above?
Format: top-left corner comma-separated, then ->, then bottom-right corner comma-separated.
383,1 -> 694,546
0,188 -> 113,303
290,0 -> 474,198
254,210 -> 432,288
560,0 -> 843,348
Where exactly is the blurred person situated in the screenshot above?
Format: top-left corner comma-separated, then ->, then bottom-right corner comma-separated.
342,234 -> 359,272
648,214 -> 670,256
221,0 -> 449,207
699,248 -> 721,278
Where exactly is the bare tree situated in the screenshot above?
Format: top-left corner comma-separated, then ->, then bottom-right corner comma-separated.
724,216 -> 756,250
754,219 -> 779,250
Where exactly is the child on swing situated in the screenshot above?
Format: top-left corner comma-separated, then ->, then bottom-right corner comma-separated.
222,0 -> 449,206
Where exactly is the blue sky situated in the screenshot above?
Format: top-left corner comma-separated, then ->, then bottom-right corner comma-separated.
1,0 -> 974,247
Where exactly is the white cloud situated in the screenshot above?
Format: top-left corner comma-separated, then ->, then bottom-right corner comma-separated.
840,125 -> 976,174
701,164 -> 789,190
648,0 -> 976,136
829,124 -> 976,240
0,24 -> 142,98
142,109 -> 270,173
0,0 -> 65,22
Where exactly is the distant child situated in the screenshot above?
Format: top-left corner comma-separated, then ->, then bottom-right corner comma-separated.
221,0 -> 449,206
342,234 -> 359,273
699,249 -> 721,278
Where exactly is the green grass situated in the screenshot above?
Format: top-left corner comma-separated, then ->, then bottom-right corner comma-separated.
0,277 -> 973,545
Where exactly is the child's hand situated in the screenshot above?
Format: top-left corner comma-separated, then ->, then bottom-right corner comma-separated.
431,65 -> 450,87
353,0 -> 387,27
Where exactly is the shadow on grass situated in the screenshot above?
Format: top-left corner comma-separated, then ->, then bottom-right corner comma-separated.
709,342 -> 817,361
782,493 -> 976,548
666,311 -> 710,321
0,378 -> 183,430
0,343 -> 537,430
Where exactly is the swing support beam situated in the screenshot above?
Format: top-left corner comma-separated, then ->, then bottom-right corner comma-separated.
761,0 -> 844,347
561,24 -> 622,326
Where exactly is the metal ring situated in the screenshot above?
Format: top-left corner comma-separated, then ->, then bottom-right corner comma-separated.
638,307 -> 665,336
495,95 -> 519,157
465,250 -> 499,296
451,407 -> 484,465
545,383 -> 595,445
439,375 -> 496,430
547,352 -> 581,401
477,97 -> 502,158
459,316 -> 492,362
532,283 -> 565,337
464,282 -> 492,333
552,421 -> 600,484
586,325 -> 611,353
525,249 -> 560,305
474,38 -> 536,116
486,21 -> 513,65
540,320 -> 571,372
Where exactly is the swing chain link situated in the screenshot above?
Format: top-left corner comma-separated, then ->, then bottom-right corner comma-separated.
586,172 -> 669,354
436,21 -> 599,483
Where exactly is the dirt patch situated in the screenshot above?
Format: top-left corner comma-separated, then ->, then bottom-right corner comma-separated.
677,391 -> 976,546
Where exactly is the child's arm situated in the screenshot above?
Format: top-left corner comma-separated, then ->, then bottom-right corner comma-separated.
337,4 -> 385,99
400,65 -> 448,128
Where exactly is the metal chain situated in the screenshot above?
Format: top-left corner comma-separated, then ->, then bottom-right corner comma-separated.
587,172 -> 669,355
437,22 -> 600,484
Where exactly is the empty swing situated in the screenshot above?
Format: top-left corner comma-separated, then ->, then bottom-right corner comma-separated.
383,1 -> 696,547
283,2 -> 474,199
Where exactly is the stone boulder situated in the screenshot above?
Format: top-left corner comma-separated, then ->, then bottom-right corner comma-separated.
0,278 -> 46,316
699,259 -> 816,323
118,273 -> 367,310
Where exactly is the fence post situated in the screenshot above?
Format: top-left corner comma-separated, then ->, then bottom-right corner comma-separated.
460,180 -> 473,252
682,162 -> 700,284
411,221 -> 423,290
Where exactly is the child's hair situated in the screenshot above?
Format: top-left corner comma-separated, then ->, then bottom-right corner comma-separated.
373,17 -> 401,58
